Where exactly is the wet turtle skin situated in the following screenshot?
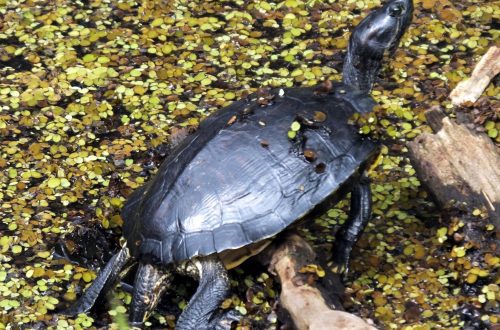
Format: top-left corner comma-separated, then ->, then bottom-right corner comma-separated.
122,83 -> 378,266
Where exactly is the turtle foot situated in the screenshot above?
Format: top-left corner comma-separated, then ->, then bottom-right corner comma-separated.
57,303 -> 86,317
208,309 -> 242,330
331,242 -> 351,276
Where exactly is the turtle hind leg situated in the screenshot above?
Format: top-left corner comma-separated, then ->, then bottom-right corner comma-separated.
129,263 -> 172,327
62,246 -> 132,316
332,174 -> 372,274
176,255 -> 239,330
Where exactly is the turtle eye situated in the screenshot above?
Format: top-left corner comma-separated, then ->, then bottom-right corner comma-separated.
388,3 -> 405,17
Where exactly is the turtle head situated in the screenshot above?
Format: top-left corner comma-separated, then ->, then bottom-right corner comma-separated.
342,0 -> 413,93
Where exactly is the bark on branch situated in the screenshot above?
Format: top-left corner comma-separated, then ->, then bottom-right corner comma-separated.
450,45 -> 500,105
262,234 -> 376,330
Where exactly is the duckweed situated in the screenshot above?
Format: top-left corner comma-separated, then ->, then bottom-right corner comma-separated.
0,0 -> 498,329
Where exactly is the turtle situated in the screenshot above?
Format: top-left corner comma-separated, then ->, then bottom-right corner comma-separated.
62,0 -> 413,328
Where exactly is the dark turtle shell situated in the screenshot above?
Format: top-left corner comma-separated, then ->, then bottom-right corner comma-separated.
122,82 -> 379,265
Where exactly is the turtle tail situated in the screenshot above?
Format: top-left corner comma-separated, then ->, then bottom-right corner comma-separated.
61,246 -> 132,316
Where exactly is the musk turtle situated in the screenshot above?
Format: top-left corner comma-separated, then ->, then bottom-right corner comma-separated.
63,0 -> 413,328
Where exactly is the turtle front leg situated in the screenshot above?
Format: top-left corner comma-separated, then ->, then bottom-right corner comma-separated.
62,246 -> 132,316
129,263 -> 171,327
332,174 -> 372,274
176,255 -> 238,330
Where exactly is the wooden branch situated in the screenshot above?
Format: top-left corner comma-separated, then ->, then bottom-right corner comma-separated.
408,107 -> 500,224
264,234 -> 376,330
450,46 -> 500,105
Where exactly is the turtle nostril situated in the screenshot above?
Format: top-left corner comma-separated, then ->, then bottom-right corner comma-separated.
389,3 -> 404,17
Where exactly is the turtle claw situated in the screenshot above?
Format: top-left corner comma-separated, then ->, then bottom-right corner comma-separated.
208,309 -> 242,330
58,307 -> 79,318
331,264 -> 347,275
331,247 -> 351,277
331,261 -> 349,282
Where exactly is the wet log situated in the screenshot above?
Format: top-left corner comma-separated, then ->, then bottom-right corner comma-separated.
263,234 -> 376,330
407,107 -> 500,226
449,45 -> 500,105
